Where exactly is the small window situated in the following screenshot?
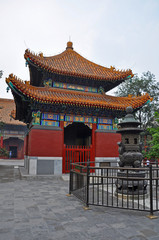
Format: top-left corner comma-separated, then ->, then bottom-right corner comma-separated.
134,138 -> 137,144
125,138 -> 129,144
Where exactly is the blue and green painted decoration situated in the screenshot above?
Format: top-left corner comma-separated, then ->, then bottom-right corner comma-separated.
32,111 -> 117,130
44,79 -> 98,93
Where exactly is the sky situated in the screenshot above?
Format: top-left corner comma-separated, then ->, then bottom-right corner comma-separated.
0,0 -> 159,99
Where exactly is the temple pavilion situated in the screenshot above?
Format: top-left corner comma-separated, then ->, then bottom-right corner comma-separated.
6,41 -> 151,175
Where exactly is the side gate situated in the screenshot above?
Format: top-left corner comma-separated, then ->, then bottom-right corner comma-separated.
63,145 -> 94,173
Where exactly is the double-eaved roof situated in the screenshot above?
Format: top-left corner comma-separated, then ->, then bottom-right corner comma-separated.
6,42 -> 152,123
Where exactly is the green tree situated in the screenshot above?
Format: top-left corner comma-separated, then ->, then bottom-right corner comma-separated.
144,112 -> 159,160
0,147 -> 9,157
115,71 -> 159,130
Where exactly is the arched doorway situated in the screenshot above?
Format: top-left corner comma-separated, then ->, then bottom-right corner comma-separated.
64,122 -> 92,146
63,122 -> 93,173
3,137 -> 24,159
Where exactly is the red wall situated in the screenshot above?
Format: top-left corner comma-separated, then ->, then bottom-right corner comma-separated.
24,135 -> 29,156
95,132 -> 121,157
26,127 -> 121,158
27,128 -> 63,157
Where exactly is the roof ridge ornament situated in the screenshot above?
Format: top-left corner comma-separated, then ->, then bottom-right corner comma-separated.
66,41 -> 73,50
39,52 -> 43,58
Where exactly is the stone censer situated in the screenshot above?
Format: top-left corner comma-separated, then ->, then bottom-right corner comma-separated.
115,106 -> 147,196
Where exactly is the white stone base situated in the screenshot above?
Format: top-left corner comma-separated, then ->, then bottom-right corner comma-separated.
24,156 -> 62,175
95,157 -> 119,167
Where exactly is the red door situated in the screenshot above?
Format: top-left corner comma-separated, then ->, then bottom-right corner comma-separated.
63,145 -> 94,173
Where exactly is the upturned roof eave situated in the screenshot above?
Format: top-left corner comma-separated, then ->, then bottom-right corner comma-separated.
24,42 -> 133,82
25,55 -> 132,83
6,74 -> 152,113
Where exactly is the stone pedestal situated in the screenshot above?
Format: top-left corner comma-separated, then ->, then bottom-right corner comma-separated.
115,171 -> 147,196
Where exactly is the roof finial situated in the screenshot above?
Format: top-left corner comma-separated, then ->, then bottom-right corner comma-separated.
66,39 -> 73,50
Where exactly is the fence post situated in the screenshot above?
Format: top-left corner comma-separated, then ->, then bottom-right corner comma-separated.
67,162 -> 72,197
149,165 -> 153,216
156,160 -> 158,187
147,164 -> 158,219
84,163 -> 90,209
69,162 -> 72,195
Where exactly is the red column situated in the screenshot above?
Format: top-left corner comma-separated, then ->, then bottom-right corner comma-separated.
60,121 -> 65,173
0,136 -> 3,148
60,121 -> 64,129
92,123 -> 97,161
24,135 -> 29,156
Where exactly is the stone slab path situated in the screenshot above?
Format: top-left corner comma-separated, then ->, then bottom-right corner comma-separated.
0,165 -> 159,240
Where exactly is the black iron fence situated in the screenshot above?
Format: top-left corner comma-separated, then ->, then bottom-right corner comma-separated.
69,162 -> 159,216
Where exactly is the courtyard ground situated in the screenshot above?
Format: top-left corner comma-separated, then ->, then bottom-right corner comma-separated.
0,161 -> 159,240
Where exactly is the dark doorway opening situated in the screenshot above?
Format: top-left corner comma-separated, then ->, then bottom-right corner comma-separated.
64,122 -> 92,146
9,146 -> 17,158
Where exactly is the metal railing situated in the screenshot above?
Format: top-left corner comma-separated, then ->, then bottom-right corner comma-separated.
69,162 -> 159,216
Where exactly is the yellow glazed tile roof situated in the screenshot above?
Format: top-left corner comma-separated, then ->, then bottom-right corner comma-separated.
24,42 -> 133,82
0,98 -> 26,125
6,74 -> 152,111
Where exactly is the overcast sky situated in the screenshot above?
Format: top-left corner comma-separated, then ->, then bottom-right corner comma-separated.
0,0 -> 159,99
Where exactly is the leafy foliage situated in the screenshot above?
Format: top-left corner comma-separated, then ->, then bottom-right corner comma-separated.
115,71 -> 159,130
144,112 -> 159,160
0,147 -> 9,157
0,119 -> 5,137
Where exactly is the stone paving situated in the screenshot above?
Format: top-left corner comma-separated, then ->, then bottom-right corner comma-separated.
0,165 -> 159,240
0,159 -> 24,166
